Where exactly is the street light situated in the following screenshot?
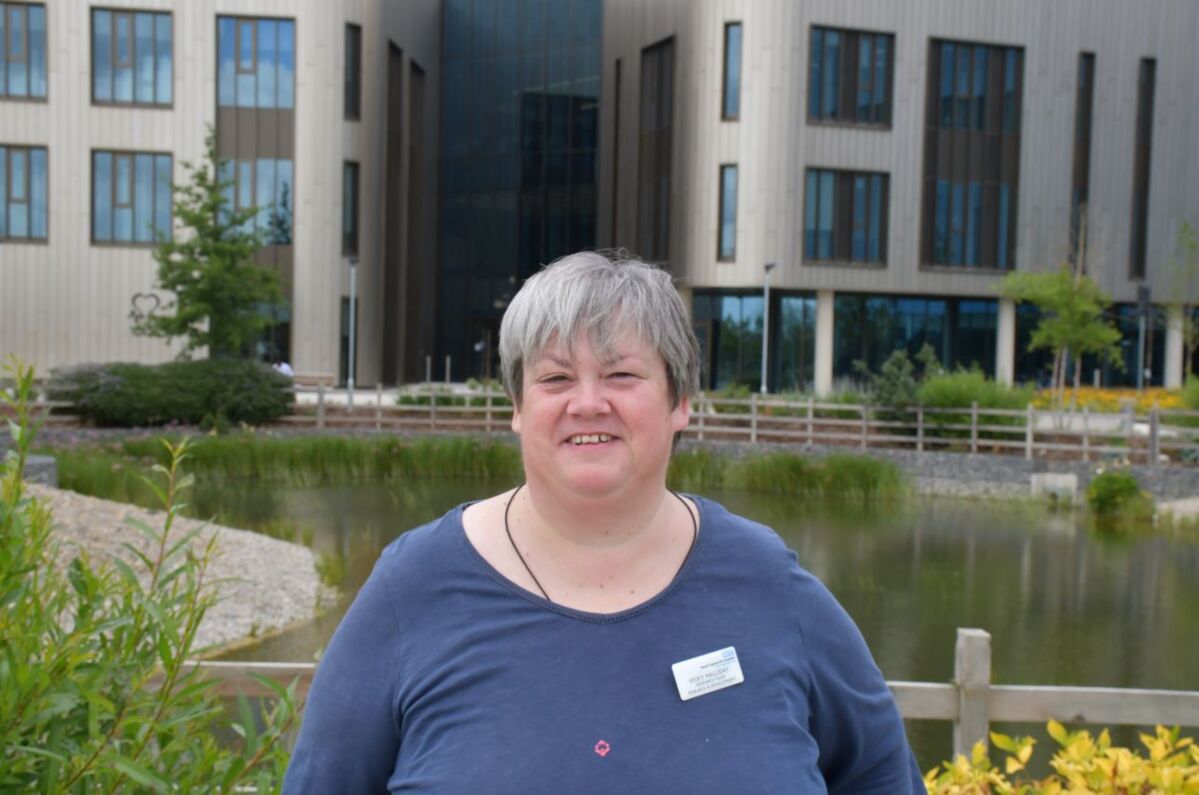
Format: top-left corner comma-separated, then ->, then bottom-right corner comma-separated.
347,256 -> 357,410
760,262 -> 776,394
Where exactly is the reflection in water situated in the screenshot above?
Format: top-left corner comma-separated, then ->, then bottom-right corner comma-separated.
203,480 -> 1199,768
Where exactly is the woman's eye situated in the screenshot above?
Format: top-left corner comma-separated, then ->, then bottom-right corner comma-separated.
609,371 -> 637,379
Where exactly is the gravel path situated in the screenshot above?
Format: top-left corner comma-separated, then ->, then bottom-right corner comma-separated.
26,483 -> 336,653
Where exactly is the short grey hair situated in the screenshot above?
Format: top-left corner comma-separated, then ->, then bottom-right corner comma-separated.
499,251 -> 701,407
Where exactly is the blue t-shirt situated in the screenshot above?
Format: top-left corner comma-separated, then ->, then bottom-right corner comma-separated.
283,497 -> 924,794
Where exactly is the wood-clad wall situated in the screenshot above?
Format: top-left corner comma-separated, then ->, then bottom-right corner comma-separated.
600,0 -> 1199,306
0,0 -> 440,382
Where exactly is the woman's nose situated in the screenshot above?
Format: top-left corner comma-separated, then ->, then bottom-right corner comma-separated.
567,378 -> 610,415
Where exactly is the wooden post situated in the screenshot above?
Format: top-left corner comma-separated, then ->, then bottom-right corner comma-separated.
375,384 -> 383,431
1025,404 -> 1034,460
807,396 -> 814,446
316,383 -> 326,431
485,391 -> 493,433
860,404 -> 868,449
970,401 -> 979,453
1149,407 -> 1160,467
430,388 -> 437,430
917,405 -> 924,453
750,393 -> 758,444
953,628 -> 992,758
697,393 -> 706,441
1081,405 -> 1089,462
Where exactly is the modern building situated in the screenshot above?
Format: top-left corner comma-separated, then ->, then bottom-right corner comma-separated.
4,1 -> 1199,393
600,0 -> 1199,392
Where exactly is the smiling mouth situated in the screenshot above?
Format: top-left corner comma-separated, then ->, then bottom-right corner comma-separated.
567,433 -> 614,445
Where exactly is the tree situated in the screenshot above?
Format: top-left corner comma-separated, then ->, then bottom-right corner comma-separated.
133,128 -> 283,359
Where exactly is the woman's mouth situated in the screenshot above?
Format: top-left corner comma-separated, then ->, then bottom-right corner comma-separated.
567,433 -> 614,445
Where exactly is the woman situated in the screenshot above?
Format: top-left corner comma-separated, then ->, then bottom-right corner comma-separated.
283,252 -> 923,793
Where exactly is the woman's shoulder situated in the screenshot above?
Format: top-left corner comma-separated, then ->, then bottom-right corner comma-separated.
693,496 -> 799,565
375,503 -> 469,575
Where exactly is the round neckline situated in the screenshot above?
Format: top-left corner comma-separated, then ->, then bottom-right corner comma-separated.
454,494 -> 710,624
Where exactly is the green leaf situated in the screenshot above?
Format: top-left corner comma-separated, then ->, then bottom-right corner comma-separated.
105,753 -> 173,793
990,732 -> 1018,753
1047,718 -> 1069,745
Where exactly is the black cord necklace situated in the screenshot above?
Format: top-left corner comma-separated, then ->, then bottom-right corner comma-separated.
503,483 -> 698,604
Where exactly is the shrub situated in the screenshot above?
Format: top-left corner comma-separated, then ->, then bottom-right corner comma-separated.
918,369 -> 1033,411
49,359 -> 293,428
1086,468 -> 1152,523
1183,378 -> 1199,411
1,360 -> 296,792
924,721 -> 1199,794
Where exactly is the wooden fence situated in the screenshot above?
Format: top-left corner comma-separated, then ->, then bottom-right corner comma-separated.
191,628 -> 1199,758
12,381 -> 1199,465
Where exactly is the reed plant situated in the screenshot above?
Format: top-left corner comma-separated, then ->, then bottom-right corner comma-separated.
669,448 -> 904,500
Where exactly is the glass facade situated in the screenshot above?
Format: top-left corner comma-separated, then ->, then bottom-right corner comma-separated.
345,24 -> 361,120
808,26 -> 892,125
92,9 -> 171,105
693,292 -> 764,390
0,3 -> 46,100
217,16 -> 295,109
834,294 -> 997,379
0,144 -> 47,240
1015,303 -> 1165,387
92,151 -> 172,244
439,0 -> 601,381
804,169 -> 888,264
775,294 -> 818,392
718,164 -> 737,260
342,161 -> 359,255
722,22 -> 741,120
218,157 -> 293,245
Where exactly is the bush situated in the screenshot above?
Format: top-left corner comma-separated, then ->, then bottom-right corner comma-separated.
1183,378 -> 1199,411
918,369 -> 1033,411
49,359 -> 293,428
1,361 -> 296,792
1086,468 -> 1152,522
924,721 -> 1199,794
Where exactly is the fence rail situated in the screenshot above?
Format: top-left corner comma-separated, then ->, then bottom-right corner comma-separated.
11,381 -> 1199,465
191,628 -> 1199,758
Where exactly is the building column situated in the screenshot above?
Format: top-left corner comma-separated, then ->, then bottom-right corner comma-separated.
996,297 -> 1016,387
815,290 -> 835,396
1166,303 -> 1184,388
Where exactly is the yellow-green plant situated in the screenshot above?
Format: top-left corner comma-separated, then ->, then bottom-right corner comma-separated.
924,720 -> 1199,794
0,358 -> 297,793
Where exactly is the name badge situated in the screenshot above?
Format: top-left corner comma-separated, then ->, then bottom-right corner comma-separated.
671,646 -> 744,701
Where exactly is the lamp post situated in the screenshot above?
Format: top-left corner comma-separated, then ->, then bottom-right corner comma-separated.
347,256 -> 357,410
760,262 -> 776,394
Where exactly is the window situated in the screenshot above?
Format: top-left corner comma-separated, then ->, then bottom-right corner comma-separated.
0,144 -> 46,240
92,151 -> 171,244
1070,53 -> 1095,265
922,40 -> 1022,269
722,22 -> 742,120
808,26 -> 892,125
92,9 -> 171,105
1130,58 -> 1155,280
1,2 -> 46,100
638,37 -> 673,262
218,157 -> 293,244
217,16 -> 295,109
343,161 -> 359,255
345,24 -> 361,120
804,168 -> 888,264
718,164 -> 737,260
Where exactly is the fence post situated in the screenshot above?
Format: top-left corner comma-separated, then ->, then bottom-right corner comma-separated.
970,401 -> 979,453
1025,404 -> 1034,460
917,405 -> 924,453
1081,405 -> 1089,462
860,404 -> 868,449
807,396 -> 814,446
750,392 -> 758,444
430,388 -> 437,431
316,384 -> 326,430
953,628 -> 992,758
373,384 -> 382,431
697,393 -> 706,441
1149,407 -> 1160,467
485,391 -> 493,433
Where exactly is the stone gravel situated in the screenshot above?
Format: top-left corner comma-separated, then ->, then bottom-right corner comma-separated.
25,482 -> 336,653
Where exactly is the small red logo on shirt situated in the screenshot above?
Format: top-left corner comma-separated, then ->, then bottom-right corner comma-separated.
593,740 -> 611,757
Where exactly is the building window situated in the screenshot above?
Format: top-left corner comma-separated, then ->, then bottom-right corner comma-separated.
718,164 -> 737,260
92,151 -> 171,244
804,168 -> 888,264
808,26 -> 892,126
345,24 -> 361,120
1130,58 -> 1155,280
0,144 -> 46,240
217,16 -> 295,109
722,22 -> 742,120
92,9 -> 172,105
1070,52 -> 1095,265
0,3 -> 46,100
218,157 -> 293,244
692,292 -> 764,390
343,161 -> 359,255
638,37 -> 673,263
922,40 -> 1022,269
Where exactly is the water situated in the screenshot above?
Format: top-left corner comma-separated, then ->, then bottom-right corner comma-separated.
200,480 -> 1199,770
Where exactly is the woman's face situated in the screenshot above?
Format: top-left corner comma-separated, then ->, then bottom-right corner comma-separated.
512,329 -> 690,503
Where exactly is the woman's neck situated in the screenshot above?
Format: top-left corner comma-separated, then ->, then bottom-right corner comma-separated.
518,479 -> 672,552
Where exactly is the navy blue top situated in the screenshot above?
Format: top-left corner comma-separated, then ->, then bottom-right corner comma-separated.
283,497 -> 923,794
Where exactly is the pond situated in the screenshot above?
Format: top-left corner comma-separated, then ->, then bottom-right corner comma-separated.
199,480 -> 1199,771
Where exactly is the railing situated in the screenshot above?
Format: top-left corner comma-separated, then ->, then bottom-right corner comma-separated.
11,380 -> 1199,465
191,628 -> 1199,757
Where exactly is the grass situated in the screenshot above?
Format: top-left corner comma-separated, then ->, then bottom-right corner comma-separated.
668,448 -> 905,500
